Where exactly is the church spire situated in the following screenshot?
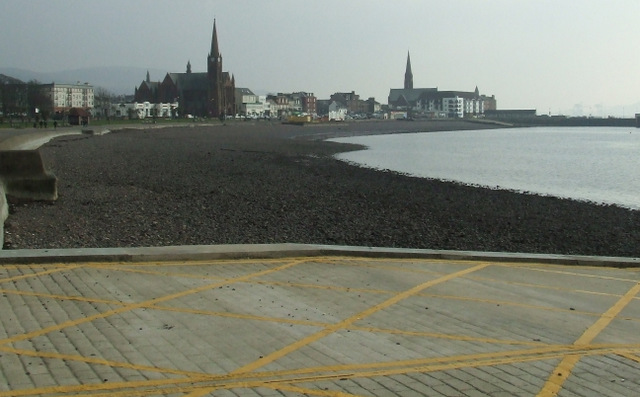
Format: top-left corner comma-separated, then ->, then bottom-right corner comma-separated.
404,51 -> 413,90
210,19 -> 220,59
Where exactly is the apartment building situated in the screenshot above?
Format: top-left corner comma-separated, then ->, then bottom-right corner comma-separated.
42,82 -> 94,112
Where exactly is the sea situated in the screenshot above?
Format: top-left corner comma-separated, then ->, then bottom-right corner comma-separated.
330,126 -> 640,210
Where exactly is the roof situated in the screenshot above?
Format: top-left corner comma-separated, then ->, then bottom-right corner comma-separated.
236,87 -> 255,95
141,80 -> 160,91
388,88 -> 437,103
166,73 -> 208,91
437,90 -> 479,100
68,107 -> 90,116
389,88 -> 485,105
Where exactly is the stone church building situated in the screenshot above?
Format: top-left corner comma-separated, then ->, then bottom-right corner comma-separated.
135,20 -> 235,118
388,52 -> 496,118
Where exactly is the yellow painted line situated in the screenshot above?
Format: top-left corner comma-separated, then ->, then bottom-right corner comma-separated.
182,388 -> 220,397
334,260 -> 454,276
330,256 -> 479,265
347,325 -> 547,347
2,256 -> 637,396
0,259 -> 304,346
239,343 -> 640,382
0,345 -> 207,378
537,281 -> 640,397
86,258 -> 288,272
150,304 -> 330,328
235,347 -> 640,393
467,274 -> 631,299
231,262 -> 491,375
493,262 -> 640,283
253,277 -> 637,322
85,264 -> 229,281
574,284 -> 640,345
537,354 -> 581,397
0,287 -> 124,306
265,383 -> 363,397
96,257 -> 290,267
418,292 -> 605,318
36,346 -> 640,397
0,375 -> 214,397
617,352 -> 640,363
2,259 -> 379,309
5,345 -> 639,397
0,260 -> 310,396
253,278 -> 395,296
295,348 -> 604,385
0,264 -> 81,284
85,256 -> 332,268
331,257 -> 509,274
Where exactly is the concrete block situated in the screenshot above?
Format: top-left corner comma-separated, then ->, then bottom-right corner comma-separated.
0,149 -> 58,201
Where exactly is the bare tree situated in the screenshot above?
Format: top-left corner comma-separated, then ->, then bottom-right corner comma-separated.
27,80 -> 52,122
1,81 -> 29,125
94,86 -> 115,120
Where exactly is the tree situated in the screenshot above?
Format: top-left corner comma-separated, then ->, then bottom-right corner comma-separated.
1,82 -> 28,121
26,80 -> 52,121
94,86 -> 115,120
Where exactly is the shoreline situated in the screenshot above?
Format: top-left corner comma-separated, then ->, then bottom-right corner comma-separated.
3,120 -> 639,257
328,125 -> 639,212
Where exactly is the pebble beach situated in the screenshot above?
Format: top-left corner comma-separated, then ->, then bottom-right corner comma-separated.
4,119 -> 640,257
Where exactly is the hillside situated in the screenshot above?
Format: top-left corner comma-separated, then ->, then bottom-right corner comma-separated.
0,66 -> 167,95
0,74 -> 24,84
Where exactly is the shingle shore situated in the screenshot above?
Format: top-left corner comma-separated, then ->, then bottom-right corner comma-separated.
4,120 -> 640,257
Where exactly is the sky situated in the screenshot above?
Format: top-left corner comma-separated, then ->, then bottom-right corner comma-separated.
1,0 -> 639,117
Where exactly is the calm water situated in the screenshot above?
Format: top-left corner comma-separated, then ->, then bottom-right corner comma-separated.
331,127 -> 640,210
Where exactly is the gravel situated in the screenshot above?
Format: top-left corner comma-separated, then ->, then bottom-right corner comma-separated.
4,119 -> 640,257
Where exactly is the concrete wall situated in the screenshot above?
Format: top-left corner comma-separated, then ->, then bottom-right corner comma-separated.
0,149 -> 58,249
0,183 -> 7,249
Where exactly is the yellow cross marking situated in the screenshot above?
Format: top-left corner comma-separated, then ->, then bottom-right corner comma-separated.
537,281 -> 640,396
230,262 -> 491,375
0,257 -> 637,396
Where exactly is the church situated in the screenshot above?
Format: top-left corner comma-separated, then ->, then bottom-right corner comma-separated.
134,20 -> 235,118
388,52 -> 495,118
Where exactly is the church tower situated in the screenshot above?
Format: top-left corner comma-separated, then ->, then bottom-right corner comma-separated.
207,19 -> 224,117
404,51 -> 413,90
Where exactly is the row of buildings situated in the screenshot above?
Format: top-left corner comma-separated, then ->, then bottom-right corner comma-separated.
0,76 -> 95,124
130,20 -> 382,121
387,52 -> 496,118
2,19 -> 504,124
131,20 -> 497,121
133,20 -> 234,119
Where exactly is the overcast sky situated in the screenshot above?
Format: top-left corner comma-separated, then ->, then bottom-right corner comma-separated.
2,0 -> 639,116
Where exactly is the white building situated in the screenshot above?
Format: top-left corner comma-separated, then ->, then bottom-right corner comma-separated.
236,88 -> 270,118
109,101 -> 178,119
42,82 -> 94,112
464,97 -> 485,116
442,96 -> 464,118
328,101 -> 348,121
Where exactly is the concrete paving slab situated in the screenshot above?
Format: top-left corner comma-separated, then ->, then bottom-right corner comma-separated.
0,246 -> 638,396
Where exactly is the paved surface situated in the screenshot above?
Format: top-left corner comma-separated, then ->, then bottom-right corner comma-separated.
0,248 -> 638,396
